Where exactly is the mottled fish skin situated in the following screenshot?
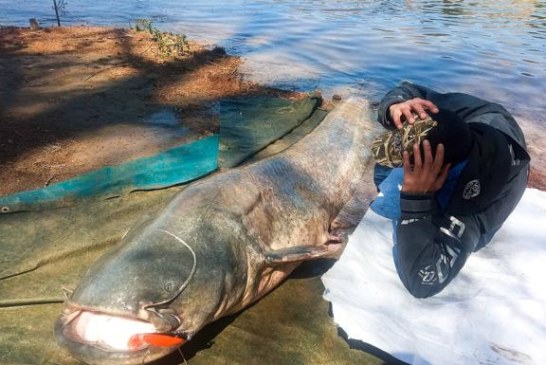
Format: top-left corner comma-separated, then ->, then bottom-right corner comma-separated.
55,98 -> 381,365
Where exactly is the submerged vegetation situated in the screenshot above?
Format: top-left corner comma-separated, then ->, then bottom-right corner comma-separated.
133,18 -> 190,58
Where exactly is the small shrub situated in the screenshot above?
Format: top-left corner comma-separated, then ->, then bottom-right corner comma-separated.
133,19 -> 190,58
134,18 -> 152,33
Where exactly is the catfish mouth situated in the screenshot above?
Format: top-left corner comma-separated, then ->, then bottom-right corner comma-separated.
56,307 -> 187,365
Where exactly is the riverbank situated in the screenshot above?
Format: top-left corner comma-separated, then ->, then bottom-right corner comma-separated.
1,25 -> 544,196
0,25 -> 300,196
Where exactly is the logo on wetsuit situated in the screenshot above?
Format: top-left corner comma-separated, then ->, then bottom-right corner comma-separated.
462,179 -> 481,200
418,266 -> 437,284
418,245 -> 461,286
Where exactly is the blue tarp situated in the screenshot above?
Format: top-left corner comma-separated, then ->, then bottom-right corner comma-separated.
0,136 -> 219,213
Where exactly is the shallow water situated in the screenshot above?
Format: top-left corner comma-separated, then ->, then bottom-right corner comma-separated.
2,0 -> 545,123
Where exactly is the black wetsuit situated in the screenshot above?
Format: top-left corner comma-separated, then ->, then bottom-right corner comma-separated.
376,82 -> 530,298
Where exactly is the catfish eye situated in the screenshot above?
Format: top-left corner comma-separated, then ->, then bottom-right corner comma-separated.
163,280 -> 176,293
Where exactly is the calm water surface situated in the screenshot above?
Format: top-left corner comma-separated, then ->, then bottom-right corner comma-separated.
2,0 -> 545,123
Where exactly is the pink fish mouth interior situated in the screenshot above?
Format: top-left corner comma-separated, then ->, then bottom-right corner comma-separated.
63,310 -> 183,352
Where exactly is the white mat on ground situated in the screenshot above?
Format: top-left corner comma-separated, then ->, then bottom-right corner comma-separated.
322,188 -> 546,365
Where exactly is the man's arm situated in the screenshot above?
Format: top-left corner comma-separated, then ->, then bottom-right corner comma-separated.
395,195 -> 480,298
392,139 -> 479,298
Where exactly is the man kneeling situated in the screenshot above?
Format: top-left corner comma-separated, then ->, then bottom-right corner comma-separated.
372,82 -> 530,298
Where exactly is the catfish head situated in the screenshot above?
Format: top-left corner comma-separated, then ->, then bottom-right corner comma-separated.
55,218 -> 249,365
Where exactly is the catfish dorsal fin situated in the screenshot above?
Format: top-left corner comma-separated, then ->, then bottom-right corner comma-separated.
264,244 -> 341,266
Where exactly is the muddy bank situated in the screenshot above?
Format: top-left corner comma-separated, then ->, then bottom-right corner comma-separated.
0,25 -> 298,196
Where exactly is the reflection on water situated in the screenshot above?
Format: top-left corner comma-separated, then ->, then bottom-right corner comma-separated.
1,0 -> 545,123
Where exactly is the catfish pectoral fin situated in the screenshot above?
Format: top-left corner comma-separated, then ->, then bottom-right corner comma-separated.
265,244 -> 341,265
331,183 -> 378,231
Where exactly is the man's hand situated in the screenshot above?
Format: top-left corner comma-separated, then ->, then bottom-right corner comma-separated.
402,140 -> 450,194
389,98 -> 439,129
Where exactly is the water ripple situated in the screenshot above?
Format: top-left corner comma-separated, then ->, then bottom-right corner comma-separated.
1,0 -> 545,123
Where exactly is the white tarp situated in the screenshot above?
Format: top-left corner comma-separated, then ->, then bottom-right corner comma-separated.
322,188 -> 546,365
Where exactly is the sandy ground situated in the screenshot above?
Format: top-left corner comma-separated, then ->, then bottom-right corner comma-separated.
0,25 -> 544,196
0,25 -> 298,196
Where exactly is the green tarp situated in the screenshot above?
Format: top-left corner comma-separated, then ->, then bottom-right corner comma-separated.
218,94 -> 322,168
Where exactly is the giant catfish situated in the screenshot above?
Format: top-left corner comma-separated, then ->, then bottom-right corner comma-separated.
55,98 -> 381,364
